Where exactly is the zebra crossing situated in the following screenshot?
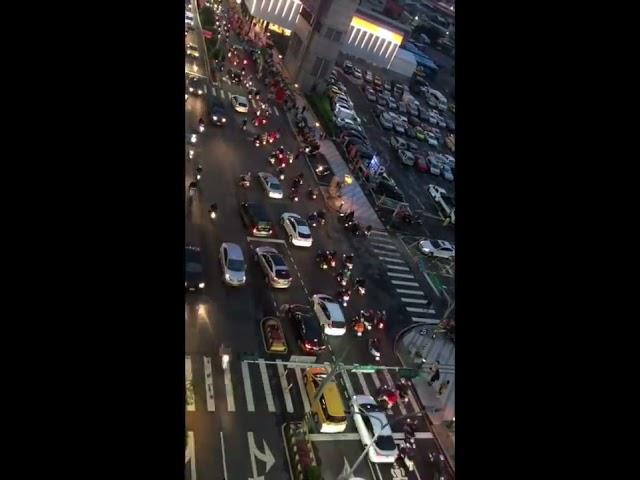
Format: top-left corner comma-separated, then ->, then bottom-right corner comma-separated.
185,356 -> 423,419
210,86 -> 280,116
368,230 -> 438,324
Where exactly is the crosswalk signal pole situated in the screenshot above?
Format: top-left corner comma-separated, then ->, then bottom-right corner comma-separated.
311,348 -> 350,407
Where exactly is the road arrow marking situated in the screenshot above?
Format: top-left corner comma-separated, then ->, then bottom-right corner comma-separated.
248,431 -> 275,480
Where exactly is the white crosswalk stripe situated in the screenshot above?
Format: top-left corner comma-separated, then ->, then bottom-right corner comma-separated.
371,242 -> 397,250
391,279 -> 421,287
259,360 -> 276,412
373,249 -> 401,256
224,362 -> 236,412
396,289 -> 425,295
369,230 -> 389,237
272,106 -> 280,116
241,360 -> 255,412
355,372 -> 371,397
251,98 -> 258,109
379,256 -> 406,263
203,356 -> 215,411
386,264 -> 411,271
388,272 -> 416,279
411,317 -> 440,324
211,87 -> 216,96
400,297 -> 431,304
341,370 -> 356,398
406,307 -> 434,313
277,359 -> 294,413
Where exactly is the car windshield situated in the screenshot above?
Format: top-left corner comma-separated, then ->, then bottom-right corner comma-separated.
374,435 -> 396,452
185,262 -> 202,273
430,240 -> 442,249
227,259 -> 245,272
270,254 -> 286,267
275,268 -> 291,279
269,182 -> 282,191
358,402 -> 382,413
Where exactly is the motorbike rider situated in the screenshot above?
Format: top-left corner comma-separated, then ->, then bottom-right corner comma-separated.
369,337 -> 381,360
343,253 -> 354,269
242,118 -> 248,130
352,317 -> 365,336
344,210 -> 355,225
354,277 -> 366,293
396,378 -> 410,403
208,203 -> 218,219
188,180 -> 198,195
374,310 -> 386,329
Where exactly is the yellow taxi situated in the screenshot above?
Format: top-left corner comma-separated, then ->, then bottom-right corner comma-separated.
303,367 -> 347,433
262,317 -> 288,354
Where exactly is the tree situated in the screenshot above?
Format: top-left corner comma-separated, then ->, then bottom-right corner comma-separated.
304,465 -> 321,480
199,7 -> 215,28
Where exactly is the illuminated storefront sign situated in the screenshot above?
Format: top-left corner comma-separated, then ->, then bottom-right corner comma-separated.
350,16 -> 403,45
245,0 -> 302,30
344,15 -> 404,69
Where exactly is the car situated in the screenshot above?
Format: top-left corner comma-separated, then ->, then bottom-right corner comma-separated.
435,114 -> 447,128
374,171 -> 397,187
281,212 -> 313,247
404,125 -> 417,139
343,137 -> 368,153
426,157 -> 442,175
389,135 -> 407,151
397,102 -> 407,114
379,113 -> 393,130
352,395 -> 398,463
339,129 -> 368,144
383,79 -> 392,92
418,239 -> 455,259
407,102 -> 419,117
312,294 -> 347,336
414,154 -> 429,173
364,70 -> 373,83
186,43 -> 199,58
441,164 -> 454,181
240,202 -> 273,237
255,246 -> 292,288
373,104 -> 387,117
428,184 -> 447,200
288,305 -> 326,353
230,95 -> 249,113
387,98 -> 398,111
334,104 -> 358,119
407,141 -> 419,152
445,117 -> 456,132
327,86 -> 344,97
352,66 -> 363,79
418,108 -> 431,122
426,131 -> 439,147
414,126 -> 426,141
365,88 -> 377,102
445,134 -> 455,153
207,94 -> 227,125
219,242 -> 246,286
342,60 -> 354,74
257,172 -> 284,199
335,116 -> 360,130
227,69 -> 242,85
442,154 -> 456,167
187,75 -> 207,96
408,115 -> 422,127
376,95 -> 388,107
373,76 -> 383,91
398,149 -> 416,166
392,120 -> 405,135
185,245 -> 205,291
304,367 -> 348,433
427,112 -> 439,125
374,180 -> 405,202
331,94 -> 353,108
262,317 -> 288,353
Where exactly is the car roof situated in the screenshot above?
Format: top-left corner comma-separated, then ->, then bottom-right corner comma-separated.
320,297 -> 343,320
222,242 -> 243,260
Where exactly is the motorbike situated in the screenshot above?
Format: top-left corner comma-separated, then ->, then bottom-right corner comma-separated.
347,221 -> 364,237
315,164 -> 330,177
195,166 -> 203,181
337,287 -> 350,307
342,253 -> 354,270
254,136 -> 262,147
376,385 -> 398,409
352,318 -> 365,337
375,310 -> 386,330
396,378 -> 410,405
308,188 -> 318,200
277,166 -> 286,181
289,187 -> 299,202
188,148 -> 195,159
239,173 -> 251,188
398,446 -> 416,472
316,250 -> 331,270
190,133 -> 198,144
294,173 -> 304,185
307,210 -> 326,227
198,123 -> 205,133
354,278 -> 366,295
360,310 -> 374,331
208,203 -> 218,220
368,338 -> 381,362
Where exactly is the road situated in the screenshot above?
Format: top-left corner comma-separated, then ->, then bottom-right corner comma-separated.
185,1 -> 454,479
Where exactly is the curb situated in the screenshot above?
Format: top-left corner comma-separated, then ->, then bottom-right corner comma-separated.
393,325 -> 456,474
283,421 -> 320,480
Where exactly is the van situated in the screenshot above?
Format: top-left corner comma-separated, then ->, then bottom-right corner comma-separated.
304,367 -> 347,433
239,202 -> 273,237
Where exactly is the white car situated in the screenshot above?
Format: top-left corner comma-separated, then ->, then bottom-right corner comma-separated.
379,113 -> 393,130
352,395 -> 398,463
428,184 -> 447,201
418,239 -> 455,259
332,94 -> 354,109
257,172 -> 283,199
365,88 -> 377,102
398,149 -> 416,166
435,115 -> 447,128
255,246 -> 292,288
335,117 -> 360,130
426,132 -> 439,147
312,294 -> 346,336
352,66 -> 363,79
441,164 -> 454,181
392,120 -> 405,135
230,95 -> 249,113
219,242 -> 246,286
281,212 -> 313,247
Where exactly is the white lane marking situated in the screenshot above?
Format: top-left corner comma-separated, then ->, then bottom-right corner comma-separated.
386,264 -> 411,271
381,370 -> 406,415
272,106 -> 280,116
295,367 -> 311,413
387,272 -> 416,279
241,360 -> 255,412
391,280 -> 421,287
220,432 -> 228,480
396,289 -> 425,295
373,249 -> 401,256
411,317 -> 441,324
423,271 -> 442,298
211,86 -> 216,96
187,431 -> 197,479
203,356 -> 215,411
400,297 -> 431,304
379,256 -> 406,263
259,359 -> 276,412
307,432 -> 433,441
370,370 -> 381,389
186,356 -> 195,412
277,360 -> 294,413
356,372 -> 371,397
341,370 -> 356,398
246,236 -> 288,245
224,363 -> 236,412
406,307 -> 433,313
407,389 -> 420,413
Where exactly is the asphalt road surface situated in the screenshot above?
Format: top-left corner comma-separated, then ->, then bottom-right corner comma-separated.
185,2 -> 454,480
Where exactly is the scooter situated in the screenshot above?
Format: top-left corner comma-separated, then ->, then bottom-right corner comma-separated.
289,187 -> 299,202
336,269 -> 351,287
337,288 -> 350,307
354,278 -> 366,295
360,310 -> 374,331
190,133 -> 198,144
342,253 -> 354,270
308,188 -> 318,200
352,319 -> 365,337
195,165 -> 203,181
369,338 -> 381,362
239,173 -> 251,188
198,123 -> 205,133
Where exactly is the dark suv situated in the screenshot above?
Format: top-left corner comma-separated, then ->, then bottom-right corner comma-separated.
240,202 -> 273,237
206,94 -> 227,126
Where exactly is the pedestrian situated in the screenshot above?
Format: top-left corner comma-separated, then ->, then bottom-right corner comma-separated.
438,380 -> 450,396
427,367 -> 440,386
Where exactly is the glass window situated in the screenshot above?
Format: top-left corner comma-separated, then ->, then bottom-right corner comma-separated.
319,395 -> 346,423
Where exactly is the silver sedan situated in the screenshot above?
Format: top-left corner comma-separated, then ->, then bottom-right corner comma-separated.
258,172 -> 284,199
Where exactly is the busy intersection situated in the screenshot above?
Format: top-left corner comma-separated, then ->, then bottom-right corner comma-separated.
185,1 -> 455,480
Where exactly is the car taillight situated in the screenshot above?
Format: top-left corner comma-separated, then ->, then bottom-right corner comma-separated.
304,342 -> 313,351
252,227 -> 258,234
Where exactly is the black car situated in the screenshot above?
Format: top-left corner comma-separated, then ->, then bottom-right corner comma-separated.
445,118 -> 456,132
227,69 -> 242,85
185,245 -> 205,292
288,305 -> 326,353
408,115 -> 422,127
187,76 -> 207,96
206,94 -> 227,125
374,180 -> 405,202
239,202 -> 273,237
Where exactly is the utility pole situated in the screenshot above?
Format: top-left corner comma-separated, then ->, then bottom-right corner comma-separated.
311,347 -> 350,406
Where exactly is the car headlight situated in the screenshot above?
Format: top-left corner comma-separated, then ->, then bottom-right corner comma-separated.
225,273 -> 231,281
213,116 -> 218,120
185,282 -> 187,287
198,282 -> 205,288
222,118 -> 226,122
197,89 -> 202,95
189,87 -> 194,92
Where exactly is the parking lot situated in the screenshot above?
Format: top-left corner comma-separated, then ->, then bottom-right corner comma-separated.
319,62 -> 457,304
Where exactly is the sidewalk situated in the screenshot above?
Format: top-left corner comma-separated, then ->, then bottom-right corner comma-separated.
395,324 -> 456,469
283,93 -> 385,231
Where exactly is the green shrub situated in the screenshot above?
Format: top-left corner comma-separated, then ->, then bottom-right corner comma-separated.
199,7 -> 215,28
306,94 -> 336,137
304,465 -> 321,480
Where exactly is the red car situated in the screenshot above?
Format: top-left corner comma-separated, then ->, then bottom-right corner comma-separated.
414,154 -> 429,173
